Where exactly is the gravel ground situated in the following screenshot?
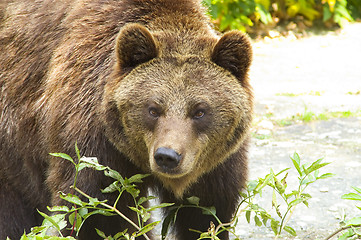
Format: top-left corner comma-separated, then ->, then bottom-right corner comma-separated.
234,23 -> 361,240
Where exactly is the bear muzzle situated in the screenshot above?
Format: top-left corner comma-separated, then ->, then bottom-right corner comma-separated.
154,147 -> 182,172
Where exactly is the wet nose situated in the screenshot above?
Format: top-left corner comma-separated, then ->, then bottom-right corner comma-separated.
154,147 -> 182,170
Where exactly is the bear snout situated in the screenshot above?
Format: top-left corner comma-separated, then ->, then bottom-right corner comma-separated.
154,147 -> 182,171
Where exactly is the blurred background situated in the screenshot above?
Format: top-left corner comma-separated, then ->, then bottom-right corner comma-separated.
203,0 -> 360,35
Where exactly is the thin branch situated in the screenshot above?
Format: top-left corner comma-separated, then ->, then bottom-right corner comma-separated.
324,224 -> 361,240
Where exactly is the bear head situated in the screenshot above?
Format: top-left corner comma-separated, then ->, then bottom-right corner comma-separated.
102,23 -> 252,198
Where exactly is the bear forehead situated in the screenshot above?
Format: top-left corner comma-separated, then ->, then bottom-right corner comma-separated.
129,56 -> 241,89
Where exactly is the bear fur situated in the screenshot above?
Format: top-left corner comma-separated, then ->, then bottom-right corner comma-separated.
0,0 -> 253,239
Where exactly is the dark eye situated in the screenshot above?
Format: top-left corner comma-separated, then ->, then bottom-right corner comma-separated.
193,109 -> 205,119
149,107 -> 160,118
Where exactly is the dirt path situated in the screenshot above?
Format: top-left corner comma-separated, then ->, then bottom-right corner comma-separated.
235,23 -> 361,239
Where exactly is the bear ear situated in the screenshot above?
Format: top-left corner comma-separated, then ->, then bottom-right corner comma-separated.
211,31 -> 252,82
116,23 -> 158,70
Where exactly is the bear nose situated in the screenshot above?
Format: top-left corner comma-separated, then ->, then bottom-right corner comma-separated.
154,147 -> 182,170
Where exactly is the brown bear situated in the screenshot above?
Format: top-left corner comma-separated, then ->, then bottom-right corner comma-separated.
0,0 -> 253,239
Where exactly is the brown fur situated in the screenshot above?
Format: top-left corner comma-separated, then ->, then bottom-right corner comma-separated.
0,0 -> 253,239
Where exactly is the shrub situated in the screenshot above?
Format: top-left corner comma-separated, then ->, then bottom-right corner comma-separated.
202,0 -> 361,32
19,147 -> 358,240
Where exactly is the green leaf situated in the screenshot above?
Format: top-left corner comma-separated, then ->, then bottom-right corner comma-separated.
335,2 -> 353,21
147,203 -> 174,212
142,211 -> 151,223
284,225 -> 297,236
95,229 -> 107,238
301,193 -> 312,199
125,186 -> 140,198
37,210 -> 60,231
104,169 -> 124,183
285,190 -> 298,200
78,207 -> 88,217
102,182 -> 120,194
128,206 -> 143,215
26,226 -> 47,234
69,212 -> 82,231
254,215 -> 262,226
88,197 -> 107,207
281,172 -> 289,185
345,217 -> 361,226
274,176 -> 286,194
113,229 -> 128,239
79,157 -> 106,171
47,206 -> 70,212
50,153 -> 75,165
352,186 -> 361,194
239,192 -> 248,199
270,219 -> 280,235
306,158 -> 330,174
255,172 -> 274,192
292,152 -> 301,165
292,157 -> 302,176
75,142 -> 81,162
246,210 -> 251,223
161,208 -> 178,240
135,221 -> 160,237
341,193 -> 361,201
138,196 -> 156,205
69,211 -> 76,225
82,210 -> 116,221
187,196 -> 200,205
260,212 -> 271,226
318,173 -> 335,179
20,233 -> 29,240
127,174 -> 151,184
202,206 -> 216,216
289,198 -> 304,208
60,193 -> 85,206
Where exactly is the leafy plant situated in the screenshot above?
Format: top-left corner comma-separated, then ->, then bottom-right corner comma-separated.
323,0 -> 354,27
240,152 -> 334,237
202,0 -> 360,32
19,146 -> 337,240
19,144 -> 173,240
286,0 -> 320,20
203,0 -> 273,32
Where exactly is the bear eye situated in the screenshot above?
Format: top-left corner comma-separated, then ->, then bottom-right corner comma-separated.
193,109 -> 205,119
149,107 -> 160,118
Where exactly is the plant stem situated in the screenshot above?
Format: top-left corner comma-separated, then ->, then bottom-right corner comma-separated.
73,166 -> 79,189
324,225 -> 361,240
278,206 -> 292,235
73,187 -> 151,240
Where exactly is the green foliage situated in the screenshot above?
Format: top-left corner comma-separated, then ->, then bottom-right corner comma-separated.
21,144 -> 173,240
240,152 -> 334,237
203,0 -> 272,32
203,0 -> 360,32
19,145 -> 361,240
